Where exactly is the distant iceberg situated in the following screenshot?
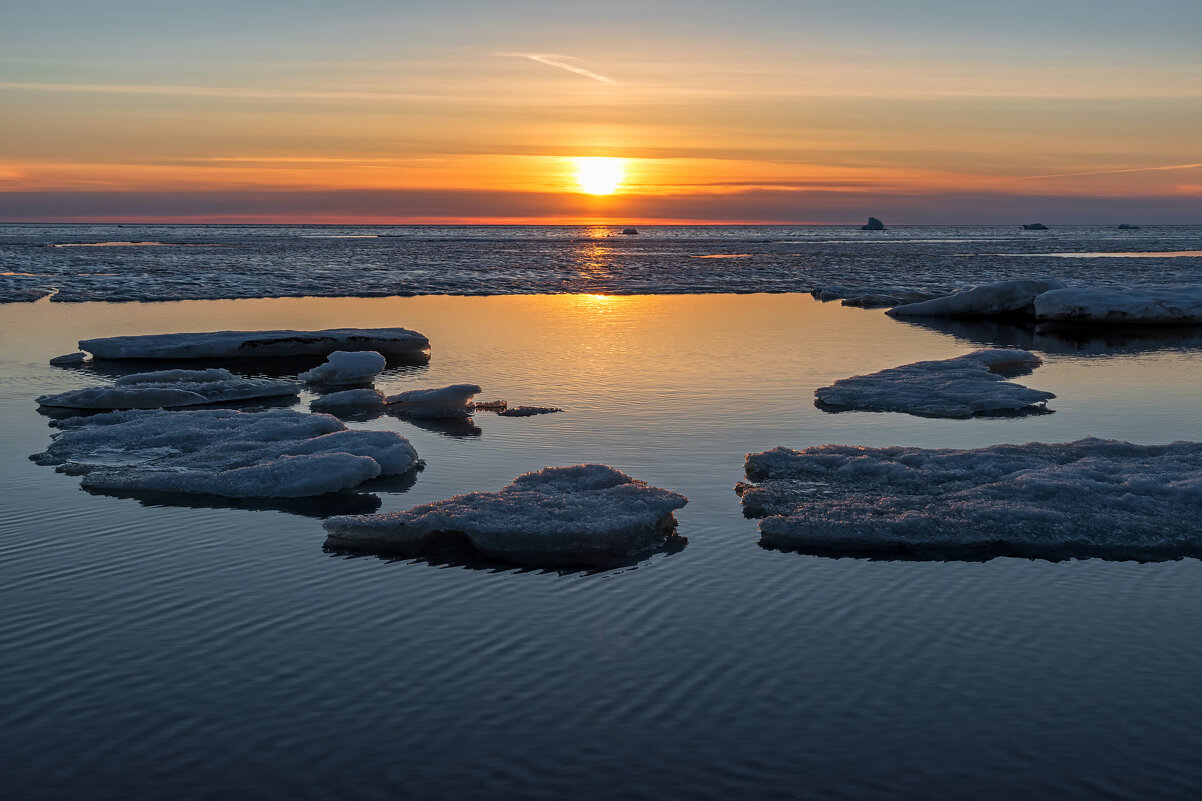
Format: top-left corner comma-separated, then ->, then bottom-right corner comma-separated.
36,368 -> 299,409
861,217 -> 885,231
815,349 -> 1053,418
32,408 -> 421,498
888,279 -> 1067,319
385,384 -> 481,418
78,327 -> 429,360
738,438 -> 1202,561
323,464 -> 688,567
298,350 -> 386,384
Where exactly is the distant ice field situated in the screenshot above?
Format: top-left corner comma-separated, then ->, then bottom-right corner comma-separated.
1,223 -> 1200,303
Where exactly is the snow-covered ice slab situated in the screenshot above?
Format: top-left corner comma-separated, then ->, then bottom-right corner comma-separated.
385,384 -> 481,418
1034,285 -> 1202,324
738,438 -> 1202,561
323,464 -> 688,567
78,327 -> 429,360
32,408 -> 420,498
310,388 -> 386,413
299,350 -> 386,384
888,279 -> 1066,318
36,368 -> 300,409
814,349 -> 1053,418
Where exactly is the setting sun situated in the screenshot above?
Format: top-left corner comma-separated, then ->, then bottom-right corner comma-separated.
573,157 -> 625,195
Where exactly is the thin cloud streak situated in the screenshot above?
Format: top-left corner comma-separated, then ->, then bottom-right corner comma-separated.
503,54 -> 617,84
0,81 -> 440,102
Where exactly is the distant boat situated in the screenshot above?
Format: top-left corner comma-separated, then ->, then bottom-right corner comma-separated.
1118,223 -> 1140,230
1023,223 -> 1048,230
860,216 -> 885,231
620,228 -> 639,235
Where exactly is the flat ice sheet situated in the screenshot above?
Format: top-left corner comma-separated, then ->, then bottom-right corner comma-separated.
78,328 -> 429,359
324,464 -> 688,567
1034,285 -> 1202,324
738,438 -> 1202,561
888,279 -> 1066,318
36,368 -> 299,409
385,384 -> 481,418
814,349 -> 1054,418
32,408 -> 421,498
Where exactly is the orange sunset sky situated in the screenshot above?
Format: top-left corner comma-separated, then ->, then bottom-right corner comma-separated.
2,0 -> 1200,224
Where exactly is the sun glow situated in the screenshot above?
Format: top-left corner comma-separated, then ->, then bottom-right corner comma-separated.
573,157 -> 625,195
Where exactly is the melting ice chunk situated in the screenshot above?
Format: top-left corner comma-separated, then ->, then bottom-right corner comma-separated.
32,408 -> 421,498
310,388 -> 386,413
77,327 -> 429,360
298,350 -> 386,384
36,368 -> 300,409
738,438 -> 1202,561
1034,285 -> 1202,324
888,279 -> 1066,318
385,384 -> 481,418
814,348 -> 1053,418
323,464 -> 688,567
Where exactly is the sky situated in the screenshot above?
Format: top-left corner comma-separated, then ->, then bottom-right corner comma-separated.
1,0 -> 1200,224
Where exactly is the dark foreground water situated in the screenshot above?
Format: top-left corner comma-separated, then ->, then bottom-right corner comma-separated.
3,293 -> 1202,800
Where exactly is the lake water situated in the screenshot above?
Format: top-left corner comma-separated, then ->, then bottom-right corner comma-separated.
3,290 -> 1202,799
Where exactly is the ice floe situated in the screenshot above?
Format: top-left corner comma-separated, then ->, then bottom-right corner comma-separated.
497,405 -> 564,417
323,464 -> 688,567
811,286 -> 937,309
738,438 -> 1202,561
814,349 -> 1053,418
385,384 -> 481,418
35,368 -> 300,409
32,408 -> 420,498
310,388 -> 386,413
49,352 -> 88,366
78,327 -> 429,360
298,350 -> 387,384
1034,285 -> 1202,324
888,279 -> 1067,318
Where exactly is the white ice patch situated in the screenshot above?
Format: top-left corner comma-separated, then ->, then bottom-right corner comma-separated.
385,384 -> 481,418
298,350 -> 387,384
888,279 -> 1067,318
1034,285 -> 1202,324
323,464 -> 688,567
814,349 -> 1053,418
78,327 -> 429,360
310,388 -> 386,412
32,408 -> 420,498
739,438 -> 1202,560
35,368 -> 299,409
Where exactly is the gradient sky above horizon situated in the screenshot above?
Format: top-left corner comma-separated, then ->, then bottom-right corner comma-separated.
2,0 -> 1200,224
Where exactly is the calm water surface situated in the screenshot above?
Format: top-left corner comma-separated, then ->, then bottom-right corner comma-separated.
3,293 -> 1202,800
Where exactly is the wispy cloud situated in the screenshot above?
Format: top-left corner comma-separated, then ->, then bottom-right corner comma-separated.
502,53 -> 617,84
1013,162 -> 1202,181
0,81 -> 436,101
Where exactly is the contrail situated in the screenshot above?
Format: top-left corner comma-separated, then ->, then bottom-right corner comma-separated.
503,53 -> 617,84
1015,162 -> 1202,180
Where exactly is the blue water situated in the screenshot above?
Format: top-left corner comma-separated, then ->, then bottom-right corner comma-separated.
2,230 -> 1202,799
